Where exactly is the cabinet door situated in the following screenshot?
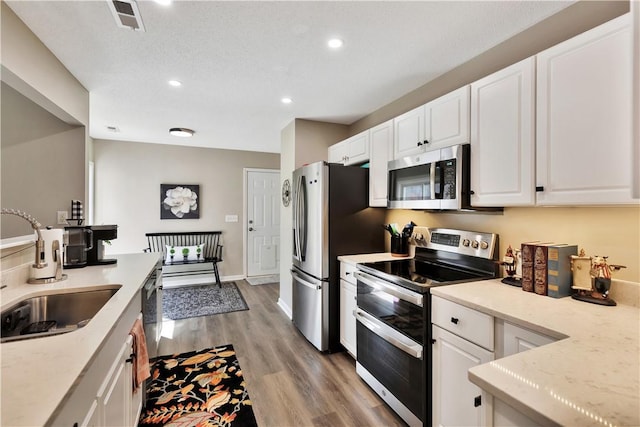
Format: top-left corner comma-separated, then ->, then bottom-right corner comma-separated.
496,319 -> 556,359
369,120 -> 393,207
470,58 -> 535,206
339,278 -> 357,358
425,86 -> 470,150
393,104 -> 426,159
98,336 -> 133,427
345,131 -> 370,165
536,14 -> 634,205
432,325 -> 493,427
328,141 -> 348,164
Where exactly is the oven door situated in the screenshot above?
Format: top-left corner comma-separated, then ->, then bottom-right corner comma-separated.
355,270 -> 426,423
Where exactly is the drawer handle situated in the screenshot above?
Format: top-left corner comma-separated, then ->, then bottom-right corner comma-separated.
450,317 -> 459,325
474,395 -> 482,407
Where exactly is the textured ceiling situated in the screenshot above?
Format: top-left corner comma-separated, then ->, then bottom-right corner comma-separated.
6,1 -> 573,154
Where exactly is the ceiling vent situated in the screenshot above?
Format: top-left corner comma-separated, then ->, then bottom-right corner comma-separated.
107,0 -> 145,32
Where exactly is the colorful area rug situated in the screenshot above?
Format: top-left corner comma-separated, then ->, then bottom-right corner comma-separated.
139,344 -> 258,427
145,282 -> 249,323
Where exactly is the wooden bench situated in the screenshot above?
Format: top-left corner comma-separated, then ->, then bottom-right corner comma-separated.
145,231 -> 223,287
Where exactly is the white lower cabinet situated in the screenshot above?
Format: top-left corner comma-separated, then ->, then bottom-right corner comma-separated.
98,335 -> 137,426
431,296 -> 494,427
492,320 -> 556,427
51,301 -> 144,426
339,262 -> 357,358
432,325 -> 493,427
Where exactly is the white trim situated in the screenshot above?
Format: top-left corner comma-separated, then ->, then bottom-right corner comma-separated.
243,168 -> 280,278
277,298 -> 292,319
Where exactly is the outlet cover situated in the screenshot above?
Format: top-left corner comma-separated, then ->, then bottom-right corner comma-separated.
57,211 -> 68,225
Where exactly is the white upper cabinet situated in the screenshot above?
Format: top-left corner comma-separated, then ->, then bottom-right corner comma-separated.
393,86 -> 470,159
393,104 -> 426,158
368,120 -> 393,207
328,131 -> 370,166
425,86 -> 470,150
536,14 -> 635,205
470,57 -> 536,206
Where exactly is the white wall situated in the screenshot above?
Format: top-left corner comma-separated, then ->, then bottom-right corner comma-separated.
278,119 -> 349,317
94,139 -> 279,278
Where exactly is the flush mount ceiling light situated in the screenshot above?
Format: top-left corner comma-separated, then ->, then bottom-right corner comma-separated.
169,128 -> 194,137
281,97 -> 293,104
168,80 -> 182,87
327,38 -> 344,49
154,0 -> 172,5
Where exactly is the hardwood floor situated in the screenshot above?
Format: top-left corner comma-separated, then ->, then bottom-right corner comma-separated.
155,280 -> 407,427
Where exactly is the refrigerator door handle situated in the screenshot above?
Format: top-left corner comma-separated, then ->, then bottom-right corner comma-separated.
292,174 -> 302,262
291,270 -> 321,290
299,175 -> 307,262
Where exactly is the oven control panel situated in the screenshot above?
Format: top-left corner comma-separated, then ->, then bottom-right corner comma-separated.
410,226 -> 497,259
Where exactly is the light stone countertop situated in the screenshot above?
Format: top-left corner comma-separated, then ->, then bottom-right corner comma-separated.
431,280 -> 640,427
0,252 -> 160,427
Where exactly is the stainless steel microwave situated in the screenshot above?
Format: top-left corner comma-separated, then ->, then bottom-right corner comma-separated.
387,144 -> 470,210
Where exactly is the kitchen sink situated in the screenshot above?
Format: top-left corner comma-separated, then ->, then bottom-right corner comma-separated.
0,286 -> 121,343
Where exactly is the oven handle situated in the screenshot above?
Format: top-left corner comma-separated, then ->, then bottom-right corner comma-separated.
355,309 -> 423,359
354,271 -> 423,307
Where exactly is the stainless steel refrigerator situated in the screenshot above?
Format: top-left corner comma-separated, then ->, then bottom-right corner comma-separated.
291,161 -> 385,352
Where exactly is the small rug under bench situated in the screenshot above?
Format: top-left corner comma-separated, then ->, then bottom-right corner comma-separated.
139,344 -> 258,427
145,282 -> 249,323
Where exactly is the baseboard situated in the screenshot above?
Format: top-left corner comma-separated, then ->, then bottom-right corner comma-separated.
277,298 -> 292,319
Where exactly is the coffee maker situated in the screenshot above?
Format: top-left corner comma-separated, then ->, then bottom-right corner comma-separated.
86,225 -> 118,265
64,226 -> 93,268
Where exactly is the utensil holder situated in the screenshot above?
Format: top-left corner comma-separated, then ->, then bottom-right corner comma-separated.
391,235 -> 408,257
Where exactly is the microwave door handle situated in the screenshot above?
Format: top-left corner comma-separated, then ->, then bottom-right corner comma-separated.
430,162 -> 436,200
434,162 -> 443,199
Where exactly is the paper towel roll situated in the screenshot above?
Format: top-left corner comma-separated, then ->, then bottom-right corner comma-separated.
31,228 -> 64,280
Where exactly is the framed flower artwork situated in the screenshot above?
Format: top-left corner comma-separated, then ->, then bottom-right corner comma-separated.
160,184 -> 200,219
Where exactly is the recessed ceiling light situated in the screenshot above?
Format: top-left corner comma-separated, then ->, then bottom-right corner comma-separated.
169,128 -> 194,137
154,0 -> 172,6
281,97 -> 293,104
168,80 -> 182,87
328,38 -> 344,49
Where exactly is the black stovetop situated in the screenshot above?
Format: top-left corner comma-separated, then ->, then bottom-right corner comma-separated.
357,252 -> 497,294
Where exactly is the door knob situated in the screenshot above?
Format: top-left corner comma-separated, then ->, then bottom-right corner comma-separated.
249,227 -> 254,231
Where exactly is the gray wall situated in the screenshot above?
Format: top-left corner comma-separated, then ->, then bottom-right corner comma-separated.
1,83 -> 85,237
93,139 -> 279,278
1,2 -> 89,239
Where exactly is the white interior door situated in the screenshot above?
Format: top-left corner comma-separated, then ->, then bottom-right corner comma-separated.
247,170 -> 280,277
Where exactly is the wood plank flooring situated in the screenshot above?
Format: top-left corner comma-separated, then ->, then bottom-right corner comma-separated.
155,280 -> 406,427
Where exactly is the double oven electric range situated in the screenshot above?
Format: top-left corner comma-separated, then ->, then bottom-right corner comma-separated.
354,227 -> 499,427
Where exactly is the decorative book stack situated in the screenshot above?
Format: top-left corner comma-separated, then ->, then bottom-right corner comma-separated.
521,241 -> 578,298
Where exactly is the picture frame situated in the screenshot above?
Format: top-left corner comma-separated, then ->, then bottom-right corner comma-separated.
160,184 -> 200,219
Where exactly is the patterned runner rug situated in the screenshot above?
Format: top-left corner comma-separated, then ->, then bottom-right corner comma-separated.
139,344 -> 258,427
145,282 -> 249,323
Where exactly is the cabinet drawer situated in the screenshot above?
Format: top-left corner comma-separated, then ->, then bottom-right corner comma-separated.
432,295 -> 494,351
340,262 -> 357,284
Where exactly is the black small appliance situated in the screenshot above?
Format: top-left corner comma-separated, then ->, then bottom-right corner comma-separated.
86,225 -> 118,265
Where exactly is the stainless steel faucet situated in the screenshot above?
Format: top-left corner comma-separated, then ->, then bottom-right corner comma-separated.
1,208 -> 66,283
